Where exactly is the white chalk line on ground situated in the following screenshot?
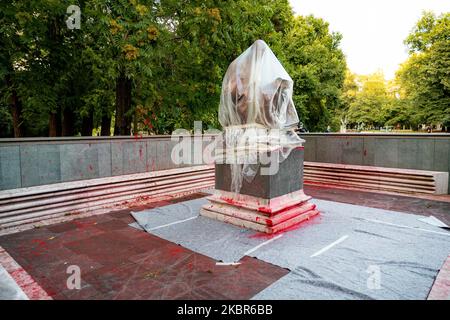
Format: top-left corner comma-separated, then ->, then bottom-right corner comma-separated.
214,235 -> 284,265
215,262 -> 242,266
244,234 -> 284,256
148,216 -> 198,231
310,235 -> 349,258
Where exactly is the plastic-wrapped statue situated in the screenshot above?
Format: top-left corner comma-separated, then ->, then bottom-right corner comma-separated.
219,39 -> 300,130
217,40 -> 304,192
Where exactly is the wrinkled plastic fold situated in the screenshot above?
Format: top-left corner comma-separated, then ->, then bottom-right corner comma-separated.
217,40 -> 304,192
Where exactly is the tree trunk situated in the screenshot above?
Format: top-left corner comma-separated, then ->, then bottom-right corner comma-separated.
47,19 -> 63,137
133,108 -> 138,135
114,73 -> 132,136
49,113 -> 57,137
101,113 -> 111,136
5,75 -> 22,138
81,109 -> 94,136
10,88 -> 23,138
56,105 -> 62,136
62,107 -> 75,136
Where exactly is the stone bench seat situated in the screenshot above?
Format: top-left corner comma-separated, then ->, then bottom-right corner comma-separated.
0,165 -> 214,231
304,162 -> 449,195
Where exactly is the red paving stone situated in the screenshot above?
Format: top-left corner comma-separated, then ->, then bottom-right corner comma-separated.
0,192 -> 288,300
0,247 -> 53,299
428,255 -> 450,300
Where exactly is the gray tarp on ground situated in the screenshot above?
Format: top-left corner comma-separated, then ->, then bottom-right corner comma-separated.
130,197 -> 450,300
0,265 -> 28,300
131,198 -> 270,263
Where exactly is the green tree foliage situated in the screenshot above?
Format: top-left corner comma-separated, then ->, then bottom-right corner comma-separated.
0,0 -> 117,137
332,70 -> 357,129
337,11 -> 449,131
0,0 -> 347,137
338,72 -> 415,129
283,15 -> 346,132
383,79 -> 416,129
397,11 -> 450,128
346,72 -> 391,128
148,0 -> 298,133
339,71 -> 414,130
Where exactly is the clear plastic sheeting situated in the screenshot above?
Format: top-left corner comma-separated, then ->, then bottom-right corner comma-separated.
217,40 -> 304,192
219,39 -> 299,129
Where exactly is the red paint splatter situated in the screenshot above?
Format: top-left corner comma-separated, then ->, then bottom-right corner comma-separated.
258,202 -> 313,216
168,246 -> 184,257
29,239 -> 50,256
257,206 -> 272,214
249,212 -> 321,239
222,197 -> 238,205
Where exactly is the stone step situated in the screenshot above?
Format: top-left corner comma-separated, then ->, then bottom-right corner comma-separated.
304,162 -> 448,195
0,166 -> 215,231
200,206 -> 319,234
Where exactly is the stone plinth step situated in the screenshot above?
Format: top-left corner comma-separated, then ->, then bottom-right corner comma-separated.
200,189 -> 318,234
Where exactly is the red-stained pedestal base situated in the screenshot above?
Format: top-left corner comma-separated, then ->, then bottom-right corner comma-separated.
200,189 -> 319,234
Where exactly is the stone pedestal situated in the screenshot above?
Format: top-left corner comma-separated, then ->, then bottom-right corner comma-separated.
200,147 -> 319,234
